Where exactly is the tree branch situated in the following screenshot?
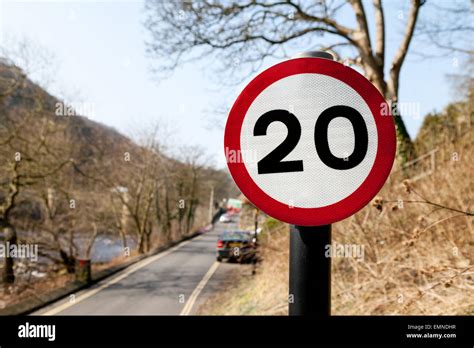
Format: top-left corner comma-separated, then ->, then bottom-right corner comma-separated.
372,0 -> 385,69
388,0 -> 423,99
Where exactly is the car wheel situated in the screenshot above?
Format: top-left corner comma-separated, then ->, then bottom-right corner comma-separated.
216,256 -> 222,262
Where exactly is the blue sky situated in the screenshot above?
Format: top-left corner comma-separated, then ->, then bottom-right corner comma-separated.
0,0 -> 465,168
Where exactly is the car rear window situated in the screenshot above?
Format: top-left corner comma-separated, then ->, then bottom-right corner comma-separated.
220,231 -> 250,240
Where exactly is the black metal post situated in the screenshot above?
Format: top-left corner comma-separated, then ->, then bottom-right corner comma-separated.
289,224 -> 331,317
288,50 -> 334,317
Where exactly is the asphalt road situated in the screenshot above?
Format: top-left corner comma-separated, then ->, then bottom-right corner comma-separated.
34,219 -> 242,315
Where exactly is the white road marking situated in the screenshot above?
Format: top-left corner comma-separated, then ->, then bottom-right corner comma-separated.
180,261 -> 220,316
40,238 -> 196,316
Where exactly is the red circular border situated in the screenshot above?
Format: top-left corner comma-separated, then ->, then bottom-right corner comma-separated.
224,58 -> 396,226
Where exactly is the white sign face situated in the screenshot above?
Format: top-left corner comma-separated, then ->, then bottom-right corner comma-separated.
225,57 -> 396,226
240,73 -> 378,208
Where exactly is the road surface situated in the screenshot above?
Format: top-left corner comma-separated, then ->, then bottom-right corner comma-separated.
34,219 -> 243,315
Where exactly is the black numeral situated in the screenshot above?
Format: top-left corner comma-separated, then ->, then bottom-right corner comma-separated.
253,109 -> 304,174
314,105 -> 368,170
253,106 -> 368,174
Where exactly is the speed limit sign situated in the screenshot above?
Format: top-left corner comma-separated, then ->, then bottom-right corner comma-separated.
224,57 -> 396,226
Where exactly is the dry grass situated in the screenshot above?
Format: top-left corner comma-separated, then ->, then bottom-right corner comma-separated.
201,131 -> 473,315
0,273 -> 74,309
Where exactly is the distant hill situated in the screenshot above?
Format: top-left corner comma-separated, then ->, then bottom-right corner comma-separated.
0,62 -> 138,171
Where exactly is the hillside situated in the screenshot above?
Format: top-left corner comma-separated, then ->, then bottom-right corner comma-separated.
0,62 -> 138,176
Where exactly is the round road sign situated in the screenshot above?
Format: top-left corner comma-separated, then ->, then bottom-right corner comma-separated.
224,57 -> 396,226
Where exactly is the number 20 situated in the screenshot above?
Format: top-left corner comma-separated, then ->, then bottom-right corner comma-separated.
253,105 -> 369,174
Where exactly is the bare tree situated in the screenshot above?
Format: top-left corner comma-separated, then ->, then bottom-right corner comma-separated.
0,95 -> 72,284
413,2 -> 474,57
174,146 -> 206,235
145,0 -> 473,164
33,184 -> 108,274
109,126 -> 167,254
35,187 -> 78,273
112,164 -> 156,254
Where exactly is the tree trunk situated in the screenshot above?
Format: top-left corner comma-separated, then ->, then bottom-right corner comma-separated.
163,195 -> 172,242
365,62 -> 416,166
2,224 -> 17,284
387,76 -> 417,166
144,226 -> 151,253
385,0 -> 421,165
59,249 -> 76,274
392,103 -> 417,167
137,233 -> 145,254
120,229 -> 128,250
186,198 -> 198,234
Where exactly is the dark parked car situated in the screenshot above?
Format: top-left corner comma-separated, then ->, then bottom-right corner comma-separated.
216,230 -> 256,263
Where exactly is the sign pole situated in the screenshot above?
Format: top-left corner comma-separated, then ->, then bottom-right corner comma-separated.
289,224 -> 331,316
288,51 -> 334,317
